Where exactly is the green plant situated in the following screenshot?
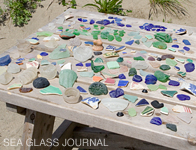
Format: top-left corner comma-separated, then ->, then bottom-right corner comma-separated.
61,0 -> 77,9
149,0 -> 189,19
4,0 -> 41,26
83,0 -> 127,16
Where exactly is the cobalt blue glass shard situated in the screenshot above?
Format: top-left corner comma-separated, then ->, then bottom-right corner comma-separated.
168,80 -> 180,86
90,19 -> 95,24
108,16 -> 113,19
78,18 -> 82,22
132,75 -> 143,82
150,117 -> 162,125
111,20 -> 115,24
119,74 -> 126,79
109,88 -> 124,98
85,63 -> 91,67
117,23 -> 125,27
135,99 -> 149,106
96,20 -> 110,26
77,86 -> 87,94
76,62 -> 83,66
183,39 -> 191,45
106,45 -> 116,51
183,46 -> 190,51
118,80 -> 129,87
126,24 -> 132,27
0,55 -> 11,66
125,40 -> 134,45
174,66 -> 180,71
145,74 -> 157,85
52,62 -> 56,65
184,63 -> 195,72
172,45 -> 179,48
115,18 -> 122,22
177,94 -> 190,101
17,58 -> 25,61
32,37 -> 39,40
40,52 -> 48,56
82,19 -> 87,22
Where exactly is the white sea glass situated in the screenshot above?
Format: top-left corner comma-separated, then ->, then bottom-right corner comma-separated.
73,47 -> 93,62
39,64 -> 57,80
19,67 -> 37,85
16,40 -> 32,53
45,38 -> 58,48
7,63 -> 20,74
0,72 -> 13,85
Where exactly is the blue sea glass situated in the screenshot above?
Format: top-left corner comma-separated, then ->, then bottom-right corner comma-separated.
125,40 -> 134,45
145,74 -> 157,85
77,86 -> 87,94
183,46 -> 190,51
135,99 -> 149,106
119,74 -> 126,79
168,80 -> 180,86
90,19 -> 95,24
118,80 -> 129,87
184,63 -> 195,72
0,55 -> 11,66
85,63 -> 91,67
40,52 -> 48,56
109,88 -> 124,98
76,62 -> 83,66
132,75 -> 142,82
126,24 -> 132,27
177,94 -> 190,101
183,39 -> 191,45
150,117 -> 162,125
172,45 -> 179,48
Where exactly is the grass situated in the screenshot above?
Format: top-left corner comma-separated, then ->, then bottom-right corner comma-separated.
149,0 -> 189,19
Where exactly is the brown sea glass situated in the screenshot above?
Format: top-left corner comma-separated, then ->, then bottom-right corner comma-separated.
19,88 -> 33,93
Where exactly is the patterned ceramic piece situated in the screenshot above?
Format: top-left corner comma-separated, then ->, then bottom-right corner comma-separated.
26,61 -> 39,69
106,45 -> 116,51
130,81 -> 145,90
81,97 -> 101,109
114,46 -> 126,52
104,78 -> 115,85
103,52 -> 119,58
180,82 -> 196,96
140,106 -> 154,116
61,62 -> 72,70
160,107 -> 169,115
101,98 -> 129,112
172,105 -> 192,113
177,112 -> 192,124
118,80 -> 129,87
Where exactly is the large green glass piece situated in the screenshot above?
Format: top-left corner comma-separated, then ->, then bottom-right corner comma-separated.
36,31 -> 53,37
59,69 -> 77,88
91,31 -> 101,35
89,82 -> 108,95
154,33 -> 173,43
108,35 -> 114,41
73,31 -> 80,36
91,60 -> 105,73
129,68 -> 137,76
166,58 -> 177,66
49,44 -> 70,60
161,90 -> 177,97
154,70 -> 170,83
134,56 -> 145,61
153,41 -> 167,49
101,31 -> 109,39
94,58 -> 103,63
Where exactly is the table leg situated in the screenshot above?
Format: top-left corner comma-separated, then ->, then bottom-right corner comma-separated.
20,109 -> 55,150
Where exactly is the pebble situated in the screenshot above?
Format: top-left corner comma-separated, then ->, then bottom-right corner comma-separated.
117,112 -> 124,117
148,56 -> 155,61
157,57 -> 162,61
161,54 -> 175,60
33,77 -> 50,89
142,89 -> 148,93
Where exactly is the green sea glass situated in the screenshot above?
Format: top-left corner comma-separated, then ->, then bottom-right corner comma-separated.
128,108 -> 137,117
166,58 -> 177,66
116,57 -> 124,62
107,61 -> 120,69
100,26 -> 105,30
36,31 -> 53,37
187,59 -> 193,63
123,94 -> 138,103
159,84 -> 167,90
135,40 -> 140,45
147,85 -> 159,91
115,35 -> 122,42
91,60 -> 105,73
129,68 -> 137,76
80,71 -> 94,77
153,41 -> 167,49
161,90 -> 177,97
94,58 -> 103,63
59,69 -> 77,88
154,33 -> 173,43
49,44 -> 70,60
154,70 -> 170,83
134,56 -> 145,61
40,85 -> 62,95
160,65 -> 171,71
89,82 -> 108,95
108,35 -> 114,41
58,26 -> 63,30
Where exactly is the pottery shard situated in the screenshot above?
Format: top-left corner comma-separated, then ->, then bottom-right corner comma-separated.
0,72 -> 13,85
161,54 -> 175,60
92,39 -> 104,51
73,47 -> 93,62
7,63 -> 20,74
19,67 -> 37,85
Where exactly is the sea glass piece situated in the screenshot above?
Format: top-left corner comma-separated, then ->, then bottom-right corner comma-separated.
151,100 -> 164,108
161,90 -> 178,97
154,33 -> 172,43
0,55 -> 11,66
94,58 -> 103,63
166,58 -> 177,66
125,40 -> 134,45
143,41 -> 153,48
69,37 -> 81,46
148,85 -> 159,91
89,82 -> 108,95
7,83 -> 22,90
135,99 -> 149,106
153,41 -> 167,49
128,68 -> 137,76
19,67 -> 37,85
63,88 -> 80,104
183,39 -> 191,45
150,117 -> 162,125
177,112 -> 192,124
160,107 -> 169,115
101,98 -> 129,112
0,72 -> 13,85
36,31 -> 53,37
60,32 -> 75,39
107,61 -> 120,69
7,63 -> 20,74
0,66 -> 7,76
39,64 -> 57,80
145,74 -> 157,84
45,38 -> 58,48
160,65 -> 171,71
77,86 -> 88,94
59,69 -> 77,88
91,60 -> 104,73
123,94 -> 138,103
109,88 -> 124,98
41,60 -> 50,66
19,88 -> 33,93
49,44 -> 70,60
177,94 -> 190,101
80,71 -> 94,77
154,70 -> 170,82
140,70 -> 150,76
132,61 -> 149,70
184,63 -> 195,72
128,108 -> 137,117
134,35 -> 142,39
166,124 -> 177,132
134,56 -> 145,61
145,35 -> 153,40
73,47 -> 92,62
